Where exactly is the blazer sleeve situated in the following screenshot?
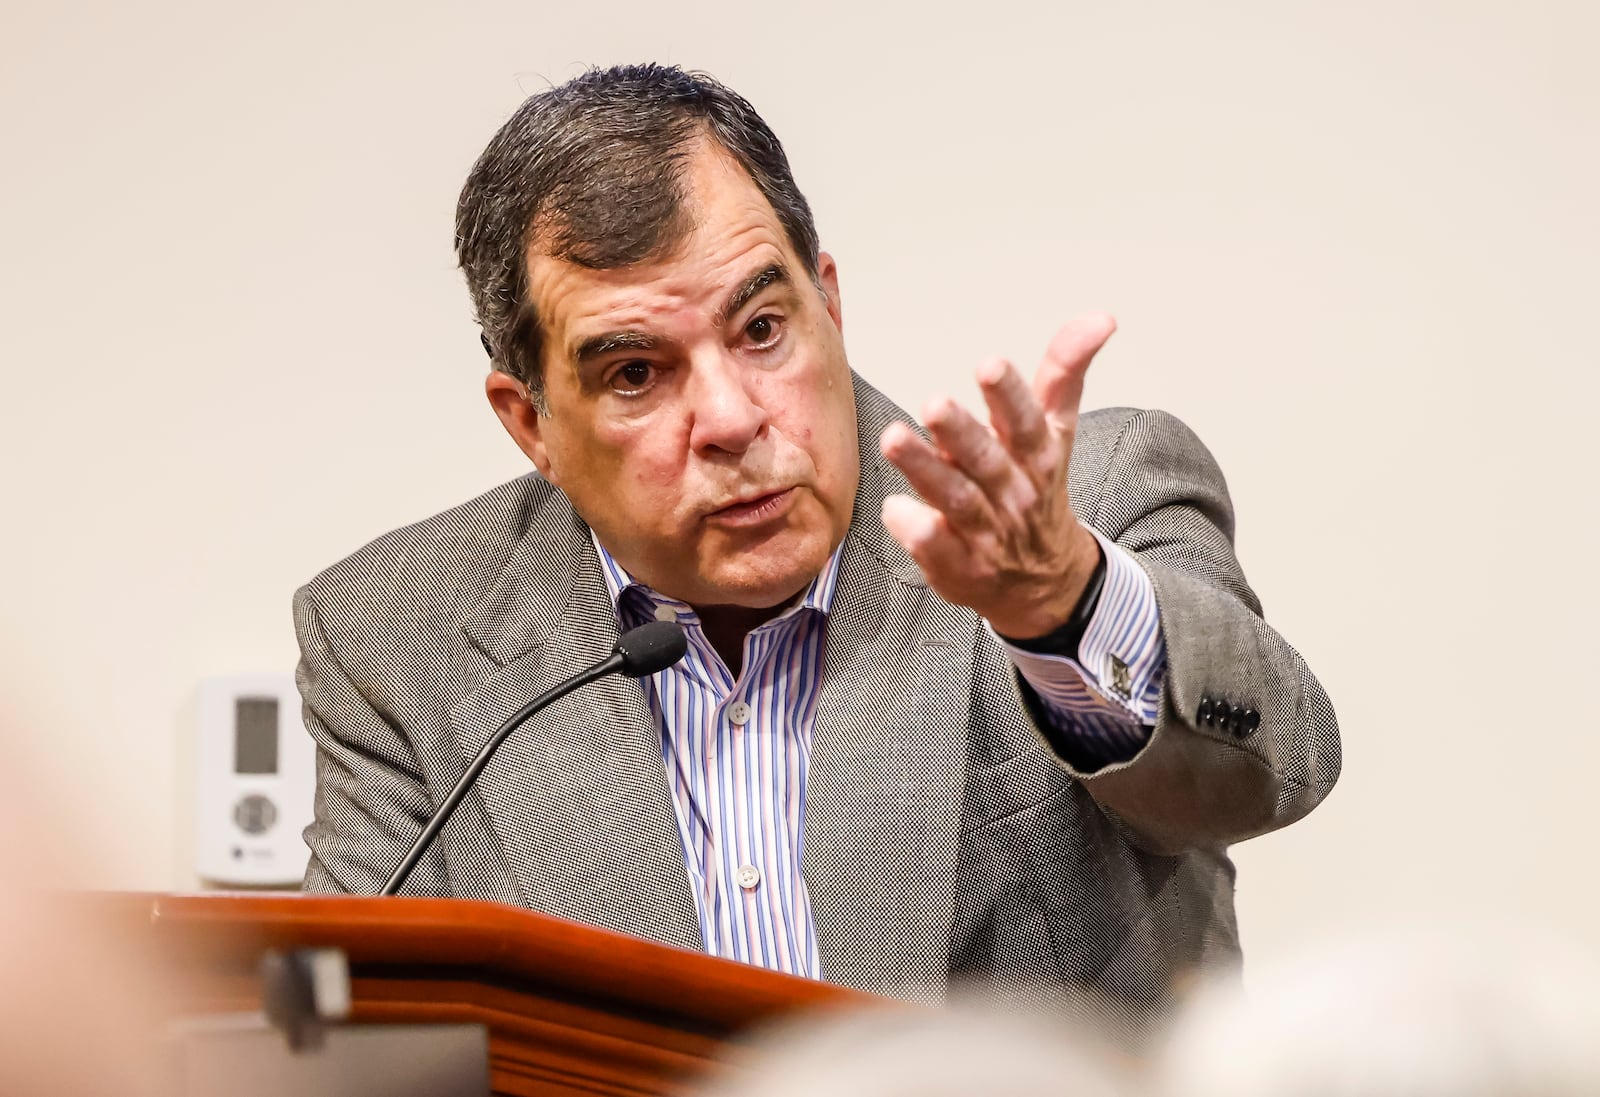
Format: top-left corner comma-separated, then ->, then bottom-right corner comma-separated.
295,585 -> 448,896
1026,408 -> 1341,855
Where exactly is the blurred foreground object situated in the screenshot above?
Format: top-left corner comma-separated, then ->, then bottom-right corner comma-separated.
698,1006 -> 1135,1097
1156,920 -> 1600,1097
0,769 -> 170,1097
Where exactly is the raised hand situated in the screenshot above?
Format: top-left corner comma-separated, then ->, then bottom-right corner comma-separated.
878,313 -> 1117,639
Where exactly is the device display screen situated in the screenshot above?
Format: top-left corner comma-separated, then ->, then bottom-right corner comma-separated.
234,697 -> 280,775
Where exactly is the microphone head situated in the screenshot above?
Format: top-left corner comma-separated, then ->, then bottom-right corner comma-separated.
614,620 -> 688,677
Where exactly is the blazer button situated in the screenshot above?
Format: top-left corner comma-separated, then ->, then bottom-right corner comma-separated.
1197,696 -> 1214,725
1214,699 -> 1233,728
1242,708 -> 1260,735
1228,707 -> 1245,734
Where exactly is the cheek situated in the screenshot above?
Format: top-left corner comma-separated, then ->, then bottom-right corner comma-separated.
636,457 -> 680,496
592,420 -> 690,494
773,366 -> 851,447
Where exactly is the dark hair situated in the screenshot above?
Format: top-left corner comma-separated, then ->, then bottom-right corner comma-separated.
454,64 -> 821,409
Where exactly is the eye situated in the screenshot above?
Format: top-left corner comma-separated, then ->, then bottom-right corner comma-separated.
743,314 -> 783,349
608,360 -> 655,393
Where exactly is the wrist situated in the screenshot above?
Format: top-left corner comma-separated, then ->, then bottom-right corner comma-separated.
994,537 -> 1108,657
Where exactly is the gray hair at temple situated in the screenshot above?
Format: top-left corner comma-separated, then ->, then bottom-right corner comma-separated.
454,63 -> 822,411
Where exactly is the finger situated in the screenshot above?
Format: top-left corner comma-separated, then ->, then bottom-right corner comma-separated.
975,357 -> 1055,487
881,494 -> 975,587
920,395 -> 1039,517
1034,312 -> 1117,434
880,422 -> 998,534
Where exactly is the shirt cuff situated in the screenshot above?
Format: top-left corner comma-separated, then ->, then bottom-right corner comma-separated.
996,531 -> 1167,763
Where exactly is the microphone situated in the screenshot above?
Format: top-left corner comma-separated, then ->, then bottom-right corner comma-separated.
613,618 -> 690,677
379,620 -> 687,896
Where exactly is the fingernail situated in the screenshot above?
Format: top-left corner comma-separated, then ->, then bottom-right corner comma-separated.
977,358 -> 1009,385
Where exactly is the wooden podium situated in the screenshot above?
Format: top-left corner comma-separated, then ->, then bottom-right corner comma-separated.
100,893 -> 879,1096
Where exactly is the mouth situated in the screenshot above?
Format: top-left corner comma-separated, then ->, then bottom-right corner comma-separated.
705,487 -> 798,527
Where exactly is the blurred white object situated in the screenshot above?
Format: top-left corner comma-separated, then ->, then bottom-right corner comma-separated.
697,1005 -> 1133,1097
194,674 -> 313,886
1156,919 -> 1600,1097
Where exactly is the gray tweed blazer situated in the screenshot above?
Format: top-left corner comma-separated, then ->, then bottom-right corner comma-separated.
296,374 -> 1339,1023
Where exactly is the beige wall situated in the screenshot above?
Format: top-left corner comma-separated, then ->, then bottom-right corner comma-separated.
3,1 -> 1595,964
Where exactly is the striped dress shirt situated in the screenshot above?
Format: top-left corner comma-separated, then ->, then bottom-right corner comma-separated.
594,526 -> 1165,976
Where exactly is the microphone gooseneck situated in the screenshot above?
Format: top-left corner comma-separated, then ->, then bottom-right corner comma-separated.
379,620 -> 687,897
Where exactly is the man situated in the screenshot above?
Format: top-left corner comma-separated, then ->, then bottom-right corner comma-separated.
297,64 -> 1339,1023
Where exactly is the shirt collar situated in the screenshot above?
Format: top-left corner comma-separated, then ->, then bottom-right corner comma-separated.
591,529 -> 844,622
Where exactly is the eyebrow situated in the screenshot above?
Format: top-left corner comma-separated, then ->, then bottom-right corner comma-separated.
712,262 -> 791,329
572,329 -> 659,367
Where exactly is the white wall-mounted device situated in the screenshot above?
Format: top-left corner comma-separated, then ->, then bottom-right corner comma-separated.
194,674 -> 315,887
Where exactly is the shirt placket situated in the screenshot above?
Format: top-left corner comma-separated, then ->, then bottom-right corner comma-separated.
725,637 -> 768,968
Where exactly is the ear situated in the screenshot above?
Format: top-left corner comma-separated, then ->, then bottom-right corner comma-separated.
817,250 -> 843,332
485,370 -> 555,481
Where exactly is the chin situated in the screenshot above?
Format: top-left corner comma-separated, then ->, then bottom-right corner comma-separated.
702,546 -> 831,609
701,573 -> 814,610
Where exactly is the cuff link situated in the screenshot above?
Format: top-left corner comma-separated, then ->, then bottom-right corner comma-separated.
1107,654 -> 1132,699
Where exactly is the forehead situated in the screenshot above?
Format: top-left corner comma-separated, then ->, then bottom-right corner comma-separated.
527,142 -> 795,354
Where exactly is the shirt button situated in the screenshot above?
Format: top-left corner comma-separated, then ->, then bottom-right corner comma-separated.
652,603 -> 678,623
736,864 -> 761,889
727,701 -> 752,726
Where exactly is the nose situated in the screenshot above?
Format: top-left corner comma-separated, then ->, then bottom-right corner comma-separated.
687,353 -> 769,456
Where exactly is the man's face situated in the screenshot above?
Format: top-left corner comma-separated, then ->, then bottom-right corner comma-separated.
492,140 -> 860,610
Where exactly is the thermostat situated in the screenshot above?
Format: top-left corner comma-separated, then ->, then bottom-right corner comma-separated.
194,674 -> 314,887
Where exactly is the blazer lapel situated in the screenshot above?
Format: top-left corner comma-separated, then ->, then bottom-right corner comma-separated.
450,501 -> 702,953
803,379 -> 971,1001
